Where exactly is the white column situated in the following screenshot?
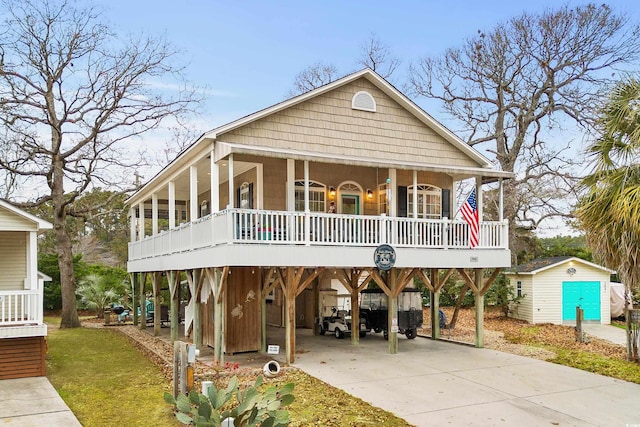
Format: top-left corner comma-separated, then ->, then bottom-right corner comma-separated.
498,178 -> 504,222
168,181 -> 176,229
452,180 -> 459,218
256,163 -> 264,209
210,150 -> 220,212
228,154 -> 235,209
286,159 -> 295,211
475,177 -> 482,221
190,165 -> 198,221
138,201 -> 145,240
412,170 -> 418,218
26,231 -> 37,289
129,207 -> 136,242
152,193 -> 158,235
304,160 -> 309,212
389,168 -> 397,217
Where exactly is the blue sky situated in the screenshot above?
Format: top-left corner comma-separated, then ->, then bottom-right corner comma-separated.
104,0 -> 640,131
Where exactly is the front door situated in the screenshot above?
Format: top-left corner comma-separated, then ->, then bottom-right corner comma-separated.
562,281 -> 601,321
341,194 -> 360,215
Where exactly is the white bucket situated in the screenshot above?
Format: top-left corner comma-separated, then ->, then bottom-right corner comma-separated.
263,360 -> 281,378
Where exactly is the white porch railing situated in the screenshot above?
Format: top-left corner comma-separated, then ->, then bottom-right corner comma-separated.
0,290 -> 43,326
129,209 -> 509,261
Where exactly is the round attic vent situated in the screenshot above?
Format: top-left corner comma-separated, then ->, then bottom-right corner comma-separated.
352,91 -> 376,112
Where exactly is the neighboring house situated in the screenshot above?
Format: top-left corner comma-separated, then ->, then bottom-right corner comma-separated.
505,256 -> 614,325
126,69 -> 513,364
0,200 -> 52,379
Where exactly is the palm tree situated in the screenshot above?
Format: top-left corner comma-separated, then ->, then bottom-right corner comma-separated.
76,274 -> 121,318
576,77 -> 640,360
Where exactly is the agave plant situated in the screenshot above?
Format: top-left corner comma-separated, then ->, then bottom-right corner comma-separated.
164,375 -> 294,427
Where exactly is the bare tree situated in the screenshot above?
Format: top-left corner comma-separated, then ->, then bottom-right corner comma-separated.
408,4 -> 640,251
357,33 -> 400,80
289,62 -> 339,96
0,0 -> 201,328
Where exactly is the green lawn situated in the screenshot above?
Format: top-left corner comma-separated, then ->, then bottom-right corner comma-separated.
46,322 -> 176,426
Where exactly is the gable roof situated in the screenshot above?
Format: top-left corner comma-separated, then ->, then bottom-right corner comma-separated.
206,68 -> 493,167
0,199 -> 52,232
505,256 -> 615,275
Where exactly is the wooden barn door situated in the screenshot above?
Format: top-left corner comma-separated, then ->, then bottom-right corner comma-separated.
225,267 -> 261,354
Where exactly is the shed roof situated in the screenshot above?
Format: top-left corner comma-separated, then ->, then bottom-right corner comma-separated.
505,256 -> 615,275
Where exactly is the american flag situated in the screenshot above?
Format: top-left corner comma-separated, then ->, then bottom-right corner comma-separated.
460,189 -> 479,248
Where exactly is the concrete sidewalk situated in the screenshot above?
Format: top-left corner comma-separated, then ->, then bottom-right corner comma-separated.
290,330 -> 640,426
0,377 -> 81,426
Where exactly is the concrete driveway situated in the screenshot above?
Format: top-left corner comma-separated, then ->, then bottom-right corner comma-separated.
289,330 -> 640,426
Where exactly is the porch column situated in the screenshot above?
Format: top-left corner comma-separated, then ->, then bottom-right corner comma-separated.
129,207 -> 136,243
498,178 -> 504,222
190,166 -> 198,221
228,154 -> 235,209
168,181 -> 176,229
286,159 -> 295,211
475,268 -> 485,348
152,193 -> 158,235
304,160 -> 310,244
475,177 -> 482,222
256,163 -> 264,209
388,169 -> 397,217
388,269 -> 399,354
138,201 -> 145,240
412,170 -> 418,218
25,231 -> 37,289
349,270 -> 361,346
210,152 -> 219,212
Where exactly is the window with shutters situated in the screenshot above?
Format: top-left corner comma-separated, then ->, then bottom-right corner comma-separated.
408,185 -> 441,219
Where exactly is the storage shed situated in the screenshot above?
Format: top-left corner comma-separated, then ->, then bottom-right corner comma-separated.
505,256 -> 614,325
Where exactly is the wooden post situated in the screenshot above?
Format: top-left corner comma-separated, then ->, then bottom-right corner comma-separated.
261,270 -> 267,352
131,273 -> 139,326
430,268 -> 440,339
213,268 -> 226,364
285,267 -> 296,364
152,272 -> 162,336
168,271 -> 180,344
350,286 -> 360,346
474,269 -> 484,348
173,341 -> 180,398
313,280 -> 320,336
139,272 -> 147,331
388,269 -> 399,354
193,269 -> 202,350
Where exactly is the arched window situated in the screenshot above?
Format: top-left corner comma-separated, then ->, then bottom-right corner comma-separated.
294,180 -> 326,212
408,184 -> 441,219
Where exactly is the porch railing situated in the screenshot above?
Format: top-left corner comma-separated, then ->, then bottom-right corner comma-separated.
0,289 -> 43,326
130,208 -> 509,261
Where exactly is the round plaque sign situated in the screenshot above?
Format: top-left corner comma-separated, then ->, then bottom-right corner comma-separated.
374,244 -> 396,271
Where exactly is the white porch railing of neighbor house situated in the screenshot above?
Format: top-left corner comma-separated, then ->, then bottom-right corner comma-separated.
130,209 -> 509,261
0,290 -> 43,326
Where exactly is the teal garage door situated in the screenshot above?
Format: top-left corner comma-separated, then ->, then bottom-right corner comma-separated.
562,281 -> 600,321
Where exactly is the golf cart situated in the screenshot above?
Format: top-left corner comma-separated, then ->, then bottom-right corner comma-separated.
360,288 -> 423,339
317,307 -> 369,338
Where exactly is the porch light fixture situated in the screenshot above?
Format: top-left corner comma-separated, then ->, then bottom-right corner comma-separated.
366,189 -> 373,200
567,267 -> 576,276
329,187 -> 336,198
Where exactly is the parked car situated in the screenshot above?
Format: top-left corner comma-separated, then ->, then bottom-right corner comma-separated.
317,307 -> 370,339
360,288 -> 423,339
